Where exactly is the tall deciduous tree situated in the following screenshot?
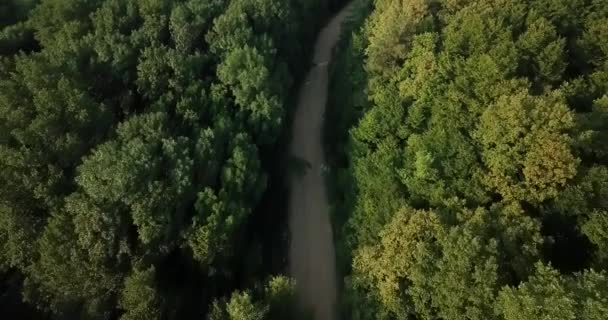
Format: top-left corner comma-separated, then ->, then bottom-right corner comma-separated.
497,263 -> 608,320
475,90 -> 578,203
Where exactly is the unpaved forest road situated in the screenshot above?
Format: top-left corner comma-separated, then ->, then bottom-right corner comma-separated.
288,3 -> 354,320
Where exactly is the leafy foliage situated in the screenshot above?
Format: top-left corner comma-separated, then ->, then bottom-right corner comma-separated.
328,0 -> 608,319
209,276 -> 298,320
0,0 -> 339,318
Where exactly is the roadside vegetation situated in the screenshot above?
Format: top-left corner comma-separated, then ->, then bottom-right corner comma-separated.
0,0 -> 346,319
327,0 -> 608,319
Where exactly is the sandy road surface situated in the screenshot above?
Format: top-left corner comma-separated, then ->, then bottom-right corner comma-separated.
288,4 -> 354,320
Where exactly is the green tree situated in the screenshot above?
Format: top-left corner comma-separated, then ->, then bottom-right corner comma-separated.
208,276 -> 298,320
211,291 -> 267,320
119,265 -> 162,320
352,206 -> 441,319
475,90 -> 579,203
497,263 -> 608,320
23,212 -> 119,319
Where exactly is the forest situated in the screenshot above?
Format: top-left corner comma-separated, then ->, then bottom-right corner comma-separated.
327,0 -> 608,319
3,0 -> 608,319
0,0 -> 348,319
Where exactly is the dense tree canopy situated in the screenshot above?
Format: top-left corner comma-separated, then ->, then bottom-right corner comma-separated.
327,0 -> 608,319
0,0 -> 340,318
4,0 -> 608,318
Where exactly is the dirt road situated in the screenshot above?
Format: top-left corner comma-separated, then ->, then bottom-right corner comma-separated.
288,4 -> 353,320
